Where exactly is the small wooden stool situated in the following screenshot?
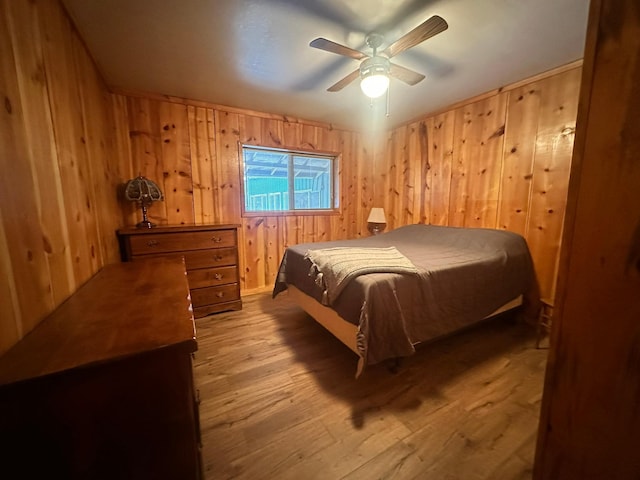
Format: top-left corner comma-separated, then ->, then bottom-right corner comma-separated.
536,298 -> 554,349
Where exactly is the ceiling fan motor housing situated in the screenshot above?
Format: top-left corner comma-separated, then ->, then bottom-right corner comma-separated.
360,56 -> 391,78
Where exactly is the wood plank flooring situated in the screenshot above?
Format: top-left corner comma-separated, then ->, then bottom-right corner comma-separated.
193,292 -> 547,479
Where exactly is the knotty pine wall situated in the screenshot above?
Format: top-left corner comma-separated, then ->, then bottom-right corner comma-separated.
0,0 -> 125,354
374,65 -> 582,301
115,63 -> 580,302
112,95 -> 374,294
1,0 -> 582,357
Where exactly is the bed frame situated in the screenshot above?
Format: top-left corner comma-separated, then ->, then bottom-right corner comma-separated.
287,284 -> 523,374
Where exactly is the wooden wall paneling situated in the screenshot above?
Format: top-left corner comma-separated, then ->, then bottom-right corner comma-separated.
413,120 -> 430,225
403,121 -> 421,225
375,132 -> 390,225
449,106 -> 472,227
205,108 -> 220,222
107,67 -> 579,303
370,131 -> 388,228
526,68 -> 581,301
282,119 -> 302,146
384,126 -> 407,230
391,126 -> 407,230
214,110 -> 242,224
4,0 -> 75,306
239,113 -> 263,146
260,117 -> 285,149
300,215 -> 317,245
242,217 -> 266,292
296,121 -> 338,243
497,85 -> 541,235
383,66 -> 581,307
332,131 -> 352,240
340,132 -> 356,239
239,115 -> 282,291
110,94 -> 136,227
428,112 -> 455,226
72,31 -> 123,264
237,114 -> 262,291
0,208 -> 21,353
157,101 -> 194,225
125,97 -> 165,224
317,126 -> 341,242
300,123 -> 318,151
188,106 -> 216,224
283,215 -> 301,249
0,4 -> 53,344
264,216 -> 281,290
39,0 -> 99,285
535,0 -> 640,476
464,93 -> 508,229
353,132 -> 372,238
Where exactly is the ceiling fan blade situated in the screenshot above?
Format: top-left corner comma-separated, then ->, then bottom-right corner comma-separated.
310,38 -> 368,60
389,63 -> 425,86
382,15 -> 448,58
327,69 -> 360,92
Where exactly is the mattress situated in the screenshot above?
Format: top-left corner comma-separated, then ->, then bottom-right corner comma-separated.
273,224 -> 539,368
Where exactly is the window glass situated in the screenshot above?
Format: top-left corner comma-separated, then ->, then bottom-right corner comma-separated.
242,147 -> 336,214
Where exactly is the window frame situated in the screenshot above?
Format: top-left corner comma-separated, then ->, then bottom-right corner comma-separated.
239,144 -> 341,217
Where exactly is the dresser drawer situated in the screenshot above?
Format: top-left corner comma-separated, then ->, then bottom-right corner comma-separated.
190,284 -> 240,308
188,266 -> 238,289
128,230 -> 236,255
118,224 -> 243,318
183,248 -> 237,269
129,248 -> 238,271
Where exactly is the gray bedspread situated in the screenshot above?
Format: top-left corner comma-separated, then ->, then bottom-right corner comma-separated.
305,246 -> 419,305
273,224 -> 539,371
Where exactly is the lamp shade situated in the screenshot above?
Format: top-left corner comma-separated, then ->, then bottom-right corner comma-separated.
359,56 -> 390,99
367,207 -> 386,224
124,176 -> 163,204
123,176 -> 163,228
360,75 -> 389,98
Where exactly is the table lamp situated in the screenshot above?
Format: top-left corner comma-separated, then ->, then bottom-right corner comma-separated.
123,175 -> 163,228
367,207 -> 387,235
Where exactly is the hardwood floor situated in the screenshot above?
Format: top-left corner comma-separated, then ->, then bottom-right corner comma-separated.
193,292 -> 547,480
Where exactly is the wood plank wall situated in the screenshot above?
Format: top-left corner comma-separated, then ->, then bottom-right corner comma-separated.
115,63 -> 580,303
375,66 -> 582,302
535,0 -> 640,476
112,95 -> 374,295
0,0 -> 582,356
0,0 -> 125,354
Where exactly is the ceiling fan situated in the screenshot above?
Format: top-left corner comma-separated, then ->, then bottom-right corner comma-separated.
309,15 -> 448,99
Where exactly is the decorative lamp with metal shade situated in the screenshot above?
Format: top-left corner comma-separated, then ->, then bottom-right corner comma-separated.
124,175 -> 164,228
367,207 -> 387,235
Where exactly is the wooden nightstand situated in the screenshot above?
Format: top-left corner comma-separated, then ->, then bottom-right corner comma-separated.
118,224 -> 242,318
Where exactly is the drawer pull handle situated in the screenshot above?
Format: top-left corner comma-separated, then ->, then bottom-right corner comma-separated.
147,240 -> 159,247
214,255 -> 223,261
216,292 -> 225,298
214,273 -> 223,280
211,236 -> 222,243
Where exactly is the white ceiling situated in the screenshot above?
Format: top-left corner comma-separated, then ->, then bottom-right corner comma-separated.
62,0 -> 590,132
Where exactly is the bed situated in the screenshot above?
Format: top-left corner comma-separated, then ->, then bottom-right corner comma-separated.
273,224 -> 539,376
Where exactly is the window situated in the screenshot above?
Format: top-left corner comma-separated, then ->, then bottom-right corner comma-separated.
241,146 -> 338,214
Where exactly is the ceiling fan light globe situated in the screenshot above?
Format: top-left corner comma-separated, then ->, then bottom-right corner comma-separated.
360,74 -> 389,98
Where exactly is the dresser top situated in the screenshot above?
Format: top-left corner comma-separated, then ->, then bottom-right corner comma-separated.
118,223 -> 240,235
0,258 -> 197,387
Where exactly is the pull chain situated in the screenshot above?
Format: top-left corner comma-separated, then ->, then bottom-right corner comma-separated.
386,86 -> 390,117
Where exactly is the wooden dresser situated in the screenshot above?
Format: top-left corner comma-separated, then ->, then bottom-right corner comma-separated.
118,224 -> 242,318
0,258 -> 202,479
